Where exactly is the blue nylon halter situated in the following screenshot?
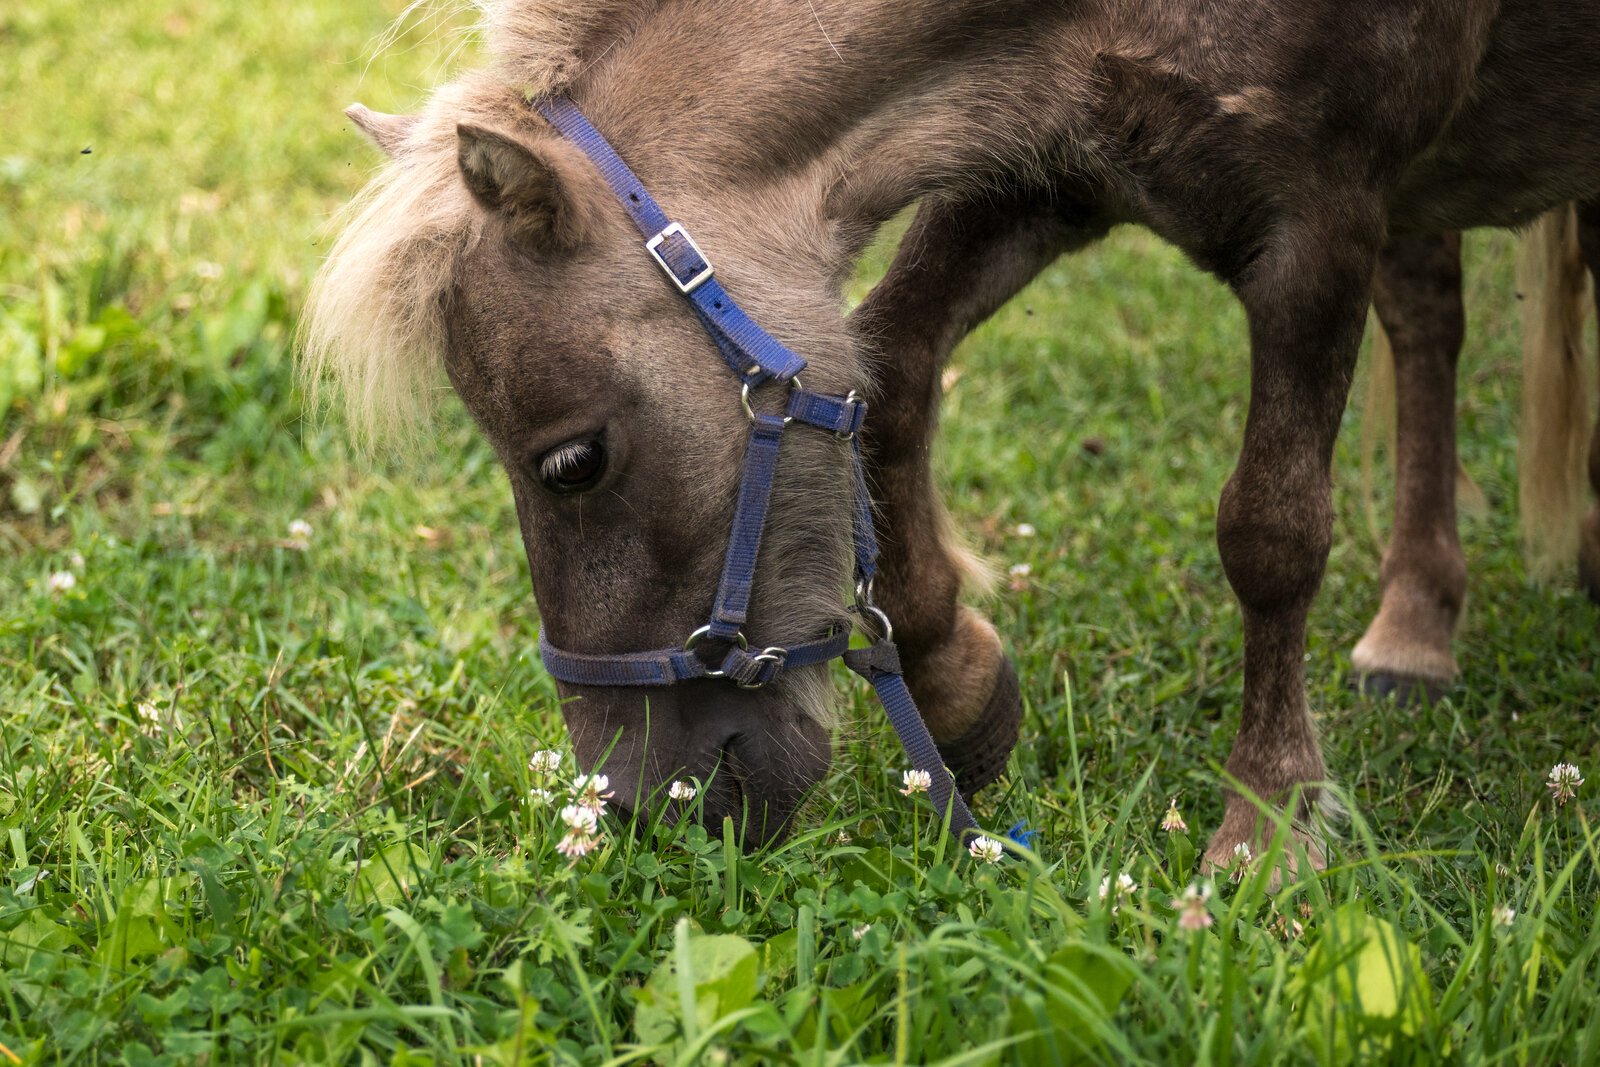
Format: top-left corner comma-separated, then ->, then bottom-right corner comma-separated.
531,96 -> 982,843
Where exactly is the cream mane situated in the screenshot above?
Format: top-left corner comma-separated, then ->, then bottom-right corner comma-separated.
298,1 -> 644,446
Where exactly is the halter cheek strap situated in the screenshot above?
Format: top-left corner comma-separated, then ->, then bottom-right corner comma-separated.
531,95 -> 984,844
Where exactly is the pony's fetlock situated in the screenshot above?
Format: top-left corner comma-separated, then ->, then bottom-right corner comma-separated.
1350,581 -> 1460,703
939,654 -> 1021,800
1203,794 -> 1329,891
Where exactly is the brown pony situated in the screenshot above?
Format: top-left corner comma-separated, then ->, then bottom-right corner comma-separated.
303,0 -> 1600,866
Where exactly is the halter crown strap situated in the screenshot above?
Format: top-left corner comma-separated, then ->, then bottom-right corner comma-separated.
534,96 -> 806,386
529,95 -> 988,845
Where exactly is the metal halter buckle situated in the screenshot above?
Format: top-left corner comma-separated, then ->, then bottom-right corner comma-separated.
735,646 -> 789,690
684,625 -> 748,679
741,368 -> 803,424
836,390 -> 864,440
646,222 -> 715,294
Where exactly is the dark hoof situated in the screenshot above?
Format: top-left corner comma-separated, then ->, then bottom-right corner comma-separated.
1351,670 -> 1452,707
938,656 -> 1022,800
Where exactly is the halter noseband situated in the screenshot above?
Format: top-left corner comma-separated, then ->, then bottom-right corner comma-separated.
531,96 -> 983,843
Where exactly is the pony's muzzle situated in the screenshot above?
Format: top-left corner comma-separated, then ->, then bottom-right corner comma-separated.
557,677 -> 832,847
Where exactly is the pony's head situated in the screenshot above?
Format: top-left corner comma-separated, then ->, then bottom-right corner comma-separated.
302,81 -> 865,843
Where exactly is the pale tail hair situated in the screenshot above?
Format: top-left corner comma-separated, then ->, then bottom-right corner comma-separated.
1516,204 -> 1594,580
1361,208 -> 1594,580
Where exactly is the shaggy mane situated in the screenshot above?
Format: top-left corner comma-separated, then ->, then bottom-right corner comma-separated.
299,1 -> 644,445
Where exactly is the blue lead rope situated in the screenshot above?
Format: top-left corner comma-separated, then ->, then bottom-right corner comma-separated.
529,95 -> 984,844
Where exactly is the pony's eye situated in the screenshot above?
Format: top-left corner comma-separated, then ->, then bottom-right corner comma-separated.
537,435 -> 607,495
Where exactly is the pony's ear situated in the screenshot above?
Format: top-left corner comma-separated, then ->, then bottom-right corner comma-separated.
345,104 -> 416,157
456,122 -> 599,251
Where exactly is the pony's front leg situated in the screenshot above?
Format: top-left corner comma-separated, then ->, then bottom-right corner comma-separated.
1208,214 -> 1382,873
1351,233 -> 1468,701
850,195 -> 1106,797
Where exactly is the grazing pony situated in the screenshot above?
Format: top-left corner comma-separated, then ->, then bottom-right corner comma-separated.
303,0 -> 1600,866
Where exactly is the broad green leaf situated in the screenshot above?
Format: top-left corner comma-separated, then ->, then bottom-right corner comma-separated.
1294,903 -> 1432,1066
635,932 -> 760,1048
354,842 -> 431,906
0,912 -> 71,970
1009,944 -> 1136,1062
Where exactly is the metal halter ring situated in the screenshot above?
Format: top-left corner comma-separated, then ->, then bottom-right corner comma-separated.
855,604 -> 894,644
741,367 -> 802,424
684,625 -> 748,678
735,646 -> 789,690
836,390 -> 863,440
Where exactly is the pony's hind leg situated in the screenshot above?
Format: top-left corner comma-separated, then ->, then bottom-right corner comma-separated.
849,194 -> 1107,797
1576,201 -> 1600,603
1350,233 -> 1468,701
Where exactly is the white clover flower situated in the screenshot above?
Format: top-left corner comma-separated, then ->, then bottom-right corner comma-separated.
69,552 -> 86,570
851,923 -> 871,941
47,571 -> 76,594
571,772 -> 613,812
1008,563 -> 1032,578
136,702 -> 161,728
968,836 -> 1004,863
1494,903 -> 1516,928
1229,842 -> 1254,882
559,804 -> 599,835
1014,523 -> 1037,538
1174,882 -> 1214,932
527,788 -> 555,804
900,769 -> 932,796
835,830 -> 852,845
528,749 -> 563,776
1547,763 -> 1584,806
668,780 -> 697,802
556,831 -> 598,859
285,518 -> 313,551
1098,872 -> 1139,912
1161,798 -> 1188,834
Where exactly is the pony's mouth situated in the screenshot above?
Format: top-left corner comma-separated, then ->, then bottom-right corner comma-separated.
559,670 -> 834,845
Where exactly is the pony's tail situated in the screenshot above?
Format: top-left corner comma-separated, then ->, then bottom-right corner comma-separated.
1516,204 -> 1593,581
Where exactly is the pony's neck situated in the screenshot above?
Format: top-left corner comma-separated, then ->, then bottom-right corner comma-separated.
569,0 -> 1095,238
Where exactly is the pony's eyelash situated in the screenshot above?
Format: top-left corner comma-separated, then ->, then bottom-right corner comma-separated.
540,440 -> 597,481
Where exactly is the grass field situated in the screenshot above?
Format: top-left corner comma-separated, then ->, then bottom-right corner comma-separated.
4,2 -> 1599,1063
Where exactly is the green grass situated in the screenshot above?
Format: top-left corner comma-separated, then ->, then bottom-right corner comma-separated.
4,3 -> 1598,1063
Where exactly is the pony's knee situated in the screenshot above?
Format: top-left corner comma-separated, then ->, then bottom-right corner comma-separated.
1216,469 -> 1334,617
